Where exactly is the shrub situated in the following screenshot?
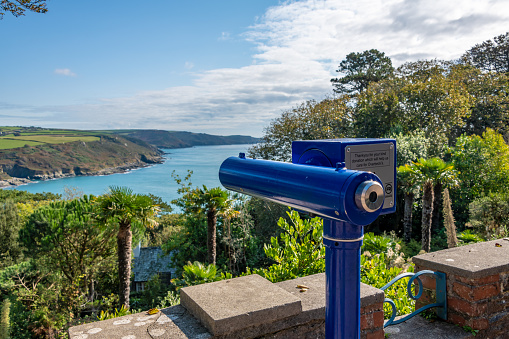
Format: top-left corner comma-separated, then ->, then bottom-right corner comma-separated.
467,192 -> 509,239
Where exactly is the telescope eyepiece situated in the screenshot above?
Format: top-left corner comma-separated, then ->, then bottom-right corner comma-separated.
355,180 -> 384,213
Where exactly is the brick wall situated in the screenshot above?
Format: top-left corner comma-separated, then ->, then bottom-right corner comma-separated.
361,301 -> 385,339
413,239 -> 509,338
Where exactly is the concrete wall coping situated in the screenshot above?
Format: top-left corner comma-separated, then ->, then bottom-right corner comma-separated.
180,274 -> 302,336
69,273 -> 385,339
181,273 -> 384,338
413,238 -> 509,279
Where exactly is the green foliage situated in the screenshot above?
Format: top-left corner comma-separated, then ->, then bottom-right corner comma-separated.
98,186 -> 160,231
248,98 -> 352,162
391,130 -> 445,167
172,170 -> 233,265
402,158 -> 457,252
0,200 -> 23,269
20,195 -> 117,294
97,186 -> 160,309
331,49 -> 394,95
400,239 -> 422,258
355,60 -> 472,141
2,260 -> 72,338
130,275 -> 179,311
250,210 -> 325,283
245,198 -> 288,246
461,325 -> 479,336
450,129 -> 509,226
457,230 -> 484,244
467,192 -> 509,239
168,172 -> 262,274
8,300 -> 32,339
0,299 -> 9,339
172,261 -> 232,289
97,305 -> 130,321
0,190 -> 60,204
449,64 -> 509,140
145,213 -> 181,247
362,232 -> 396,254
462,32 -> 509,73
361,252 -> 415,318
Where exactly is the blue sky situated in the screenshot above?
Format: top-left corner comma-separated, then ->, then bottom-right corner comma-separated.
1,0 -> 508,137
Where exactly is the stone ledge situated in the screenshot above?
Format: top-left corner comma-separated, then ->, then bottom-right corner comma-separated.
413,239 -> 509,279
68,305 -> 210,339
182,273 -> 384,339
180,274 -> 302,336
68,273 -> 385,339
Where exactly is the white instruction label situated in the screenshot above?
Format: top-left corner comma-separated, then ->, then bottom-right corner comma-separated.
350,150 -> 390,170
345,143 -> 395,210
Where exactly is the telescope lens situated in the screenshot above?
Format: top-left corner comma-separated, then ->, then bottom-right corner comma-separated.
355,180 -> 384,213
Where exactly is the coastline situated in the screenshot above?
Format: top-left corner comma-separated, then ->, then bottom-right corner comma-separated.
0,159 -> 164,189
0,177 -> 32,188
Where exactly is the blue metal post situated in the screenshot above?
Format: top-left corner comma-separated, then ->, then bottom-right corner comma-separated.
324,220 -> 363,339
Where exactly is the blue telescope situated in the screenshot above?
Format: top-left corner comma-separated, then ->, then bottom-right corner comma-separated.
219,138 -> 396,339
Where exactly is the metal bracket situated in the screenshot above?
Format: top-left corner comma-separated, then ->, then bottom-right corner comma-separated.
382,270 -> 447,327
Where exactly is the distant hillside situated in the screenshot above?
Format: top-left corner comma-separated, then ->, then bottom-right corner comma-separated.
110,130 -> 260,149
0,127 -> 163,185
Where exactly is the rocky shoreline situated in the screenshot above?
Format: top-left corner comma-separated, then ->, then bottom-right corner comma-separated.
0,160 -> 163,189
0,177 -> 32,188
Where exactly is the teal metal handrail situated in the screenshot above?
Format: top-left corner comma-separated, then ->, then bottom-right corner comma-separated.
382,270 -> 447,327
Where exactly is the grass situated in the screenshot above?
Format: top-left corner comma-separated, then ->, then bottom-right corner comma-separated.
0,135 -> 100,150
0,139 -> 44,149
7,135 -> 100,144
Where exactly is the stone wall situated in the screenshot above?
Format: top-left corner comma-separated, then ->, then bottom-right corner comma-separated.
69,272 -> 385,338
180,273 -> 385,339
413,239 -> 509,339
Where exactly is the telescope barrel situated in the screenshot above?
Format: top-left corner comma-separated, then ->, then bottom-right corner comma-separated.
219,155 -> 384,226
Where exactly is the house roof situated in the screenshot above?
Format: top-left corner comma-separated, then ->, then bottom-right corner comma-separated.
132,246 -> 174,282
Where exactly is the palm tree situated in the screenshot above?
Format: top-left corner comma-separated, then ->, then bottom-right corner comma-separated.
397,165 -> 420,243
411,158 -> 456,252
97,186 -> 159,309
198,187 -> 232,265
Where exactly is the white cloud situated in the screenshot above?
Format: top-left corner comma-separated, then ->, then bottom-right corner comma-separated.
12,0 -> 509,136
184,61 -> 194,70
54,68 -> 76,77
219,32 -> 231,40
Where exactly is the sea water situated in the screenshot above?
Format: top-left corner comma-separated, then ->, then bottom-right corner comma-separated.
5,144 -> 253,204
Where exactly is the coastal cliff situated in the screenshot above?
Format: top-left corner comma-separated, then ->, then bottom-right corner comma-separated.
0,135 -> 163,187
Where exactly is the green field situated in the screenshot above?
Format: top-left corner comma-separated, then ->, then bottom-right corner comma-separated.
0,138 -> 44,149
4,135 -> 100,144
0,127 -> 101,150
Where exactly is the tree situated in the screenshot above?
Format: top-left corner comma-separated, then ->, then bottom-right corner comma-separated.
448,64 -> 509,141
397,165 -> 420,243
442,188 -> 458,248
410,158 -> 456,252
20,196 -> 117,303
97,186 -> 159,309
390,129 -> 446,167
355,60 -> 472,142
0,200 -> 22,268
0,0 -> 48,19
173,183 -> 232,265
249,98 -> 352,161
462,32 -> 509,73
331,49 -> 394,95
467,192 -> 509,239
450,129 -> 509,226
